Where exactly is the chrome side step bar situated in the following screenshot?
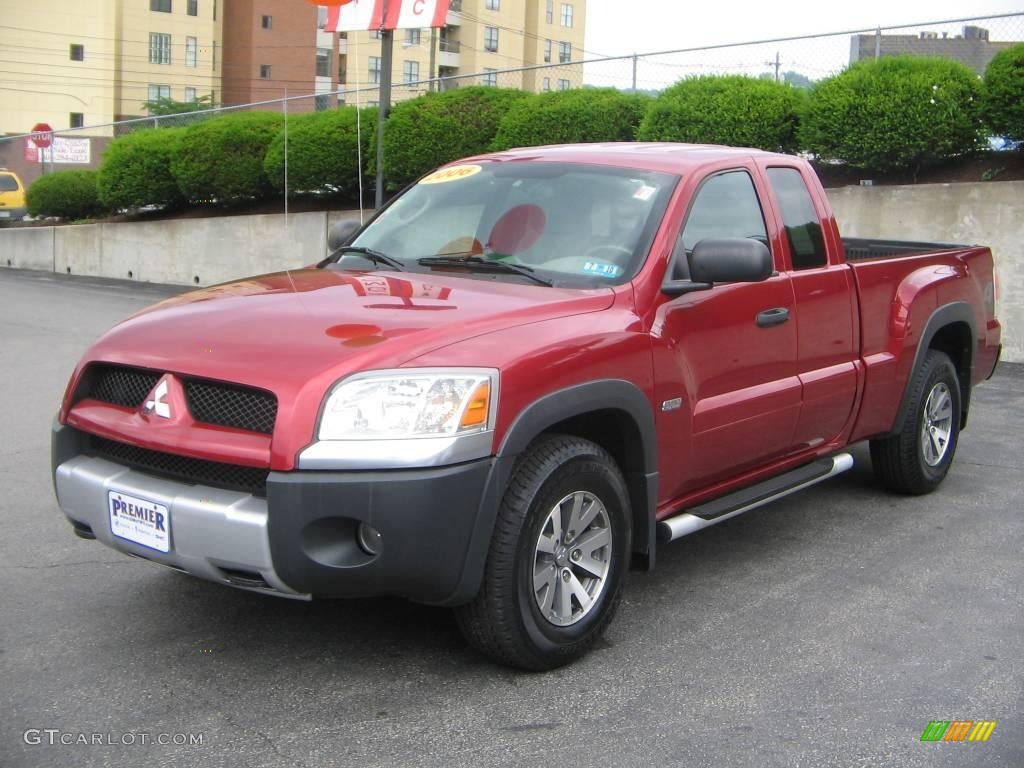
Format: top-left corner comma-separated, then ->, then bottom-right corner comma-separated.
657,453 -> 854,542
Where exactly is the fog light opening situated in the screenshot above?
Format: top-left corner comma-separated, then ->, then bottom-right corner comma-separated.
356,523 -> 382,556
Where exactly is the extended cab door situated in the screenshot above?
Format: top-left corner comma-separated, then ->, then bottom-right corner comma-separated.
758,163 -> 859,450
654,168 -> 800,490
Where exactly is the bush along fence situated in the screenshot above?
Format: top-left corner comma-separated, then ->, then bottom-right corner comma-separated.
18,42 -> 1024,220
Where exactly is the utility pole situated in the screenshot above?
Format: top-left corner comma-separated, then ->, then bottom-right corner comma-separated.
375,18 -> 394,209
765,51 -> 781,83
429,27 -> 438,92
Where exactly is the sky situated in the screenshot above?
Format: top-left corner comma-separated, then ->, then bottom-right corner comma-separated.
583,0 -> 1024,58
579,0 -> 1024,89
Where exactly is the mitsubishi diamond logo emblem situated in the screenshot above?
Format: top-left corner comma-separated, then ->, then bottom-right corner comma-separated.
143,378 -> 172,419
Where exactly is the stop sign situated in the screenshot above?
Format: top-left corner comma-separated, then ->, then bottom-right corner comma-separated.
31,123 -> 54,149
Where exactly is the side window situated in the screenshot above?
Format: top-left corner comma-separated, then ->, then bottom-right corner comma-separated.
767,167 -> 827,270
680,170 -> 768,252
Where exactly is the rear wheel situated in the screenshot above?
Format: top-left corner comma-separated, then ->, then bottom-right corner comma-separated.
455,434 -> 631,671
870,349 -> 961,495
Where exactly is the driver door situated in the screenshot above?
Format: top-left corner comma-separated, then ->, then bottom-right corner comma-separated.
654,169 -> 800,491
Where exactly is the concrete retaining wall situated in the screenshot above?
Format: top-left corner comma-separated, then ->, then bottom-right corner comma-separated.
828,181 -> 1024,363
0,184 -> 1021,360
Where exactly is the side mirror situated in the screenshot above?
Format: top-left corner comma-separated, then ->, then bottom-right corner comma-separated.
662,238 -> 773,296
328,218 -> 362,251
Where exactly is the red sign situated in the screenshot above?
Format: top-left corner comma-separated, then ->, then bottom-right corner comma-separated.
323,0 -> 450,31
23,137 -> 39,163
31,122 -> 54,149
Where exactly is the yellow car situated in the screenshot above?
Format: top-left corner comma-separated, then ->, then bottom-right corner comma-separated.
0,168 -> 27,220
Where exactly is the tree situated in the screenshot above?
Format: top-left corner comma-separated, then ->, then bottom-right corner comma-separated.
142,94 -> 217,116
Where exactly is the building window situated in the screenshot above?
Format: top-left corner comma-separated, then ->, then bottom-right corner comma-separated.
317,6 -> 328,28
149,33 -> 171,64
150,0 -> 171,12
405,28 -> 421,45
69,44 -> 84,61
543,39 -> 551,62
184,86 -> 197,102
338,54 -> 347,83
560,3 -> 573,27
185,36 -> 197,67
542,77 -> 550,91
558,42 -> 571,63
261,15 -> 272,29
148,84 -> 171,101
403,60 -> 419,83
484,26 -> 498,52
368,56 -> 381,84
187,0 -> 197,15
316,48 -> 331,77
558,79 -> 570,90
546,0 -> 553,23
259,64 -> 272,79
70,112 -> 84,128
370,29 -> 381,39
315,94 -> 331,111
483,68 -> 497,86
485,0 -> 499,8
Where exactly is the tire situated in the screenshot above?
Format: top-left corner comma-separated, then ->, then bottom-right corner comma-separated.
455,434 -> 631,671
870,349 -> 962,495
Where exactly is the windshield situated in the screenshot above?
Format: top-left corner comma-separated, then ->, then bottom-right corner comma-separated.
348,162 -> 677,287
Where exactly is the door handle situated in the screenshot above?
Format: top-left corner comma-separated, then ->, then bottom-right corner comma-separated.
756,307 -> 790,328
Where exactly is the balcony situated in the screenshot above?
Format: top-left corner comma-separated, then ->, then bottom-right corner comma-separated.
447,0 -> 461,26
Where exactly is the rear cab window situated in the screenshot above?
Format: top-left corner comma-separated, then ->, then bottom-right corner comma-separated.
766,167 -> 828,270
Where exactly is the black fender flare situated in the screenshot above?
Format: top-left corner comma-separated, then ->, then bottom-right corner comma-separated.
891,301 -> 976,434
497,379 -> 659,569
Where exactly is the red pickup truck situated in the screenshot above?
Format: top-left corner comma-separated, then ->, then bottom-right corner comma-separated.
52,144 -> 1001,670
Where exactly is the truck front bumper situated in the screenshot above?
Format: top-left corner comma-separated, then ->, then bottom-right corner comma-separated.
52,424 -> 510,606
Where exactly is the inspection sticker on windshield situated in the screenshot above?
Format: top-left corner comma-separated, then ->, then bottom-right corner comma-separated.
633,184 -> 657,201
109,490 -> 170,553
582,261 -> 623,278
420,164 -> 482,185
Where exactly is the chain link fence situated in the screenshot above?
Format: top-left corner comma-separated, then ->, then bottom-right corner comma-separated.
1,11 -> 1021,205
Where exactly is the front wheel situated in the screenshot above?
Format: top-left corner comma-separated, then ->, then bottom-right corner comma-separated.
455,434 -> 631,671
870,349 -> 962,495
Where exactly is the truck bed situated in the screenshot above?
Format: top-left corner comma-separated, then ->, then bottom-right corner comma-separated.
841,237 -> 970,261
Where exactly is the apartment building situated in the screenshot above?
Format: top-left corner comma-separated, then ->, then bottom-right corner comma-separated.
336,0 -> 587,105
222,0 -> 340,109
0,0 -> 221,135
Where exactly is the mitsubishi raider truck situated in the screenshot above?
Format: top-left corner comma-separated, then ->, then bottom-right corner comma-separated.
52,144 -> 1001,670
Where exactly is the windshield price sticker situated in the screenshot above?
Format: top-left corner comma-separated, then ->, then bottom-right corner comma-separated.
420,164 -> 483,184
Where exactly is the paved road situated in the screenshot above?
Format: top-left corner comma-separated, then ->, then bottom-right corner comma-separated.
1,268 -> 1020,768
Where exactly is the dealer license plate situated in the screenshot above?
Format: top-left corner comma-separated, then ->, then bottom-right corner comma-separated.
108,491 -> 171,553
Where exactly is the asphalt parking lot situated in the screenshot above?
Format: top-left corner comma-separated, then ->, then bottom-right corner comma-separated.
1,267 -> 1020,768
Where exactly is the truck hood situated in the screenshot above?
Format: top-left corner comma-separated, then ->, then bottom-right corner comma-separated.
80,268 -> 614,398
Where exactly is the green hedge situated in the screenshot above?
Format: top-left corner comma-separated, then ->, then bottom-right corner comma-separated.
263,106 -> 377,196
170,111 -> 284,202
380,87 -> 529,188
981,43 -> 1024,142
637,75 -> 803,152
801,56 -> 982,172
491,88 -> 649,150
97,127 -> 185,210
26,170 -> 105,220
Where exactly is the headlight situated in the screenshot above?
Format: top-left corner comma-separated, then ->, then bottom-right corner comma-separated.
318,369 -> 497,440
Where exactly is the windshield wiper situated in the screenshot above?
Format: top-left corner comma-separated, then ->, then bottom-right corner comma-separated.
417,255 -> 553,287
330,245 -> 406,271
